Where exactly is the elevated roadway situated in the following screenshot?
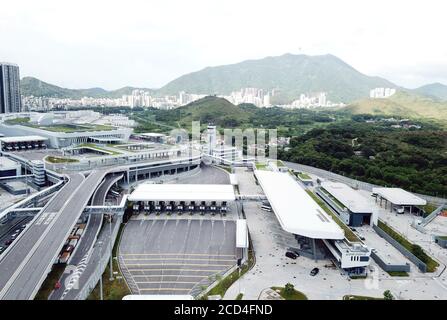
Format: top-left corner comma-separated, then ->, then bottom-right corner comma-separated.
0,170 -> 108,300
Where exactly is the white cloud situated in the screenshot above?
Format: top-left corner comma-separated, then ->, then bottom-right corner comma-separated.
1,0 -> 446,89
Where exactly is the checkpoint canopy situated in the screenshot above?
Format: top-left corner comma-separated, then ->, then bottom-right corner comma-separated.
372,187 -> 427,206
128,183 -> 236,202
255,170 -> 344,240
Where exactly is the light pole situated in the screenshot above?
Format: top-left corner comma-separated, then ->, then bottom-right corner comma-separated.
108,205 -> 114,281
98,241 -> 104,300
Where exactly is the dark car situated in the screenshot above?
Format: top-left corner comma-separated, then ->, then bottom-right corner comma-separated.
285,251 -> 297,260
5,239 -> 13,246
310,267 -> 319,276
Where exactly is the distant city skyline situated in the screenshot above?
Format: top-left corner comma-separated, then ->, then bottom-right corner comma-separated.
1,0 -> 447,90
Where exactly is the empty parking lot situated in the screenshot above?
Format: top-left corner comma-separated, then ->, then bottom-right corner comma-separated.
119,219 -> 237,296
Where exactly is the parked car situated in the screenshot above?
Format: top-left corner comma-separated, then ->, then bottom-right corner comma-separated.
5,239 -> 13,246
310,267 -> 319,276
285,251 -> 297,260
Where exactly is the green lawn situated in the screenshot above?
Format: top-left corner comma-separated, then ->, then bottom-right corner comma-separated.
255,162 -> 269,170
306,190 -> 360,243
5,117 -> 30,125
378,220 -> 438,272
27,123 -> 115,133
79,143 -> 122,155
235,293 -> 244,300
343,295 -> 384,300
297,173 -> 312,180
275,160 -> 285,167
387,271 -> 409,277
271,286 -> 308,300
46,156 -> 79,163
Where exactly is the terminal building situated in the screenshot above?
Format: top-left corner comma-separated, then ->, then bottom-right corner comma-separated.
255,170 -> 371,275
0,112 -> 132,148
317,181 -> 373,227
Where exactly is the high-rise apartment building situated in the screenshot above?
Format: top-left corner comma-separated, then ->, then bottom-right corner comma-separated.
0,62 -> 22,114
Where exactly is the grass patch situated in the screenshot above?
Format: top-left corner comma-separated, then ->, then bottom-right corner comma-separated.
387,271 -> 409,277
422,204 -> 438,217
306,190 -> 360,243
297,173 -> 312,180
235,293 -> 243,300
203,243 -> 255,299
378,220 -> 439,272
5,117 -> 30,125
34,264 -> 66,300
343,295 -> 383,300
26,123 -> 115,133
275,160 -> 285,167
271,286 -> 308,300
87,223 -> 130,300
79,143 -> 121,155
46,156 -> 79,163
437,236 -> 447,240
255,162 -> 269,170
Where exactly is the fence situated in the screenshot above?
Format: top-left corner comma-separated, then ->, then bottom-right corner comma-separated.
75,216 -> 122,300
372,224 -> 427,273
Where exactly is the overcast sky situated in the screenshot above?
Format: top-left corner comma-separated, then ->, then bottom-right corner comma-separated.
1,0 -> 446,90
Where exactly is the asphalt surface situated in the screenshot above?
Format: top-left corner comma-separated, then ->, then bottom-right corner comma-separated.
170,166 -> 230,185
49,174 -> 123,300
119,219 -> 237,296
0,170 -> 107,300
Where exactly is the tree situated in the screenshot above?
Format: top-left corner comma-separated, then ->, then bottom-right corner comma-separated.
383,290 -> 394,300
284,283 -> 295,296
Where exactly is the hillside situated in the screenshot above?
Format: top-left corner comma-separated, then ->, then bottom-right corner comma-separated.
413,83 -> 447,101
21,77 -> 155,99
159,53 -> 397,103
343,91 -> 447,122
152,96 -> 252,128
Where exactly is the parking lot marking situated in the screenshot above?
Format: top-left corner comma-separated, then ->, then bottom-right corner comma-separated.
128,268 -> 228,273
122,258 -> 235,262
121,253 -> 235,257
132,275 -> 208,278
139,288 -> 191,292
135,281 -> 198,284
124,263 -> 234,267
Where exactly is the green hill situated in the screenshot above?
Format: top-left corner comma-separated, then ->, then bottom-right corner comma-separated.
21,77 -> 155,99
159,53 -> 397,103
413,83 -> 447,101
343,91 -> 447,123
158,96 -> 252,127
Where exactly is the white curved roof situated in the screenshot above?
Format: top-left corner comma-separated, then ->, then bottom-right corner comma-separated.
255,170 -> 344,240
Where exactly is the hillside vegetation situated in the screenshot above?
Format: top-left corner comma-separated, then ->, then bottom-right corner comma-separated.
159,53 -> 396,103
280,120 -> 447,197
344,91 -> 447,123
21,77 -> 155,99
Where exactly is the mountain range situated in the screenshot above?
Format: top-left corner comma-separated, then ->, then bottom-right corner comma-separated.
21,53 -> 447,104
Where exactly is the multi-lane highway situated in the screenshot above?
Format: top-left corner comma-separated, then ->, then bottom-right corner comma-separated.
0,170 -> 107,300
49,173 -> 123,300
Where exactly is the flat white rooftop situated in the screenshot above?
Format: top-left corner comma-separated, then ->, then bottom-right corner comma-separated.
0,135 -> 48,143
0,157 -> 19,169
255,170 -> 344,240
128,183 -> 235,202
321,181 -> 373,214
372,187 -> 427,206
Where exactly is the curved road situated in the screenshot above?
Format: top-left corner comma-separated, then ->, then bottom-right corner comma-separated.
0,170 -> 108,300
